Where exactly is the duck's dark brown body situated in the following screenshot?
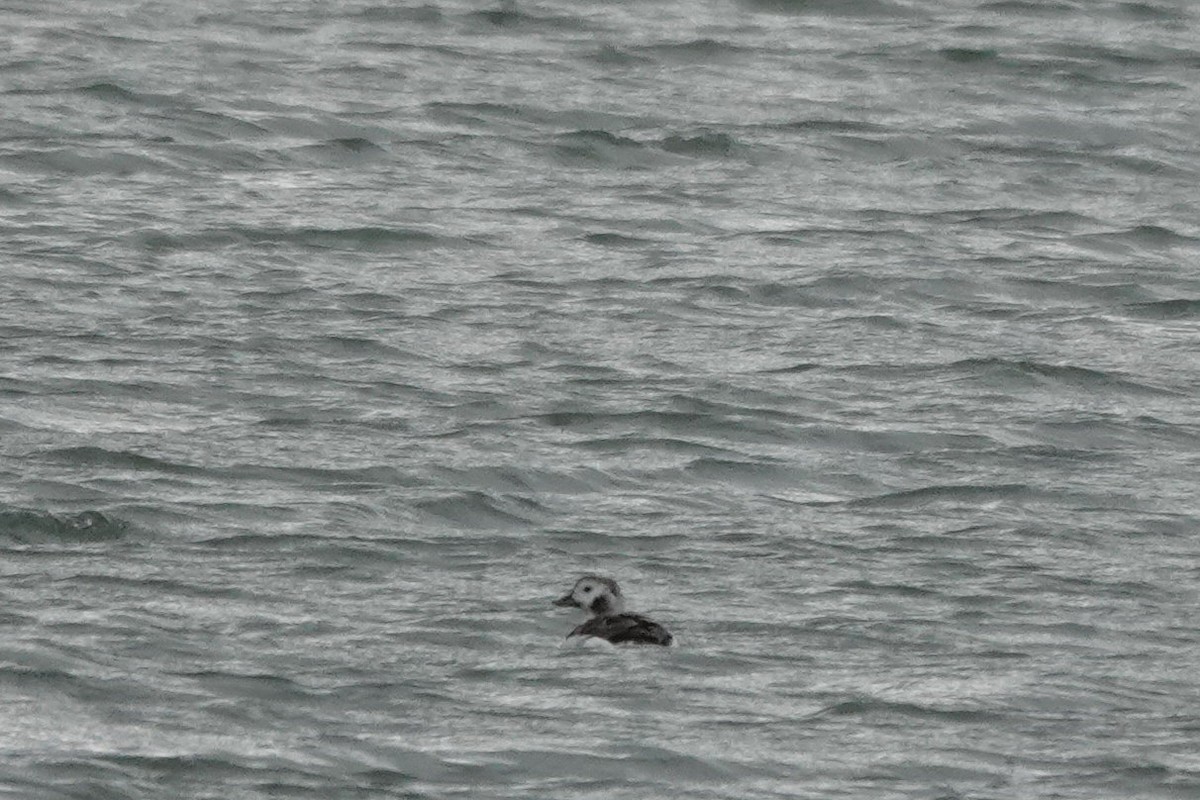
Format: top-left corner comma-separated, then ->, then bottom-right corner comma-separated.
568,612 -> 673,646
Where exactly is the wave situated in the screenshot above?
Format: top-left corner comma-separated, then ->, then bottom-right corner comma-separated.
551,129 -> 743,167
659,131 -> 737,157
978,0 -> 1078,14
6,147 -> 176,176
0,186 -> 27,205
415,491 -> 548,529
819,697 -> 1006,723
1071,224 -> 1200,252
286,137 -> 389,164
741,0 -> 924,17
848,483 -> 1034,508
0,506 -> 128,544
940,357 -> 1183,396
769,117 -> 887,134
355,4 -> 442,23
1048,42 -> 1200,69
540,406 -> 806,445
75,81 -> 178,107
581,231 -> 656,247
682,457 -> 813,488
759,362 -> 821,374
132,224 -> 479,253
1121,298 -> 1200,320
465,7 -> 596,32
632,38 -> 753,62
425,101 -> 645,133
587,44 -> 656,66
939,47 -> 1000,64
433,464 -> 613,495
40,446 -> 207,475
576,435 -> 741,458
177,670 -> 317,702
72,572 -> 255,599
994,277 -> 1154,306
38,446 -> 421,490
551,129 -> 650,167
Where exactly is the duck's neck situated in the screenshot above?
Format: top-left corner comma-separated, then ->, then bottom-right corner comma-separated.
588,594 -> 625,617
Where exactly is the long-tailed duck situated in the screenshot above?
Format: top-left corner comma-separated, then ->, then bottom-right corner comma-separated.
553,575 -> 673,646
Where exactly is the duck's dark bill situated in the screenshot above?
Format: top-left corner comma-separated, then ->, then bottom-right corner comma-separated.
553,593 -> 578,607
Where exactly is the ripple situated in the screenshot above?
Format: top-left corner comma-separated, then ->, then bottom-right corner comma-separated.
0,507 -> 128,545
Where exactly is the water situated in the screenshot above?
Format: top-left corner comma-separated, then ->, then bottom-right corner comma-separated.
2,0 -> 1199,797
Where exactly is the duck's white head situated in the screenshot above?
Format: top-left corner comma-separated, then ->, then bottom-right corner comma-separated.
553,575 -> 626,617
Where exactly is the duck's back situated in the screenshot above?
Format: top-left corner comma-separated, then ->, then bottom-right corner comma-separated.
569,613 -> 673,646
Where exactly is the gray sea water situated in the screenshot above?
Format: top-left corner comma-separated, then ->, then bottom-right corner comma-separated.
3,0 -> 1200,797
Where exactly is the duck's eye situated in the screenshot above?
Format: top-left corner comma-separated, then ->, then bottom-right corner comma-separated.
582,586 -> 593,593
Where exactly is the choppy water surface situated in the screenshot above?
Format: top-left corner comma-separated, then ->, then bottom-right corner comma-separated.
2,0 -> 1199,797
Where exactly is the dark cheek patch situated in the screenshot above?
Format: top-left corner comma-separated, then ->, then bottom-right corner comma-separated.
589,595 -> 612,615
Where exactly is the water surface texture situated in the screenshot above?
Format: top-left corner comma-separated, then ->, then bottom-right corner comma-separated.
2,0 -> 1199,797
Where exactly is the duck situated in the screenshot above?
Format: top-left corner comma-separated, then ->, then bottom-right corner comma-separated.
552,575 -> 673,646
